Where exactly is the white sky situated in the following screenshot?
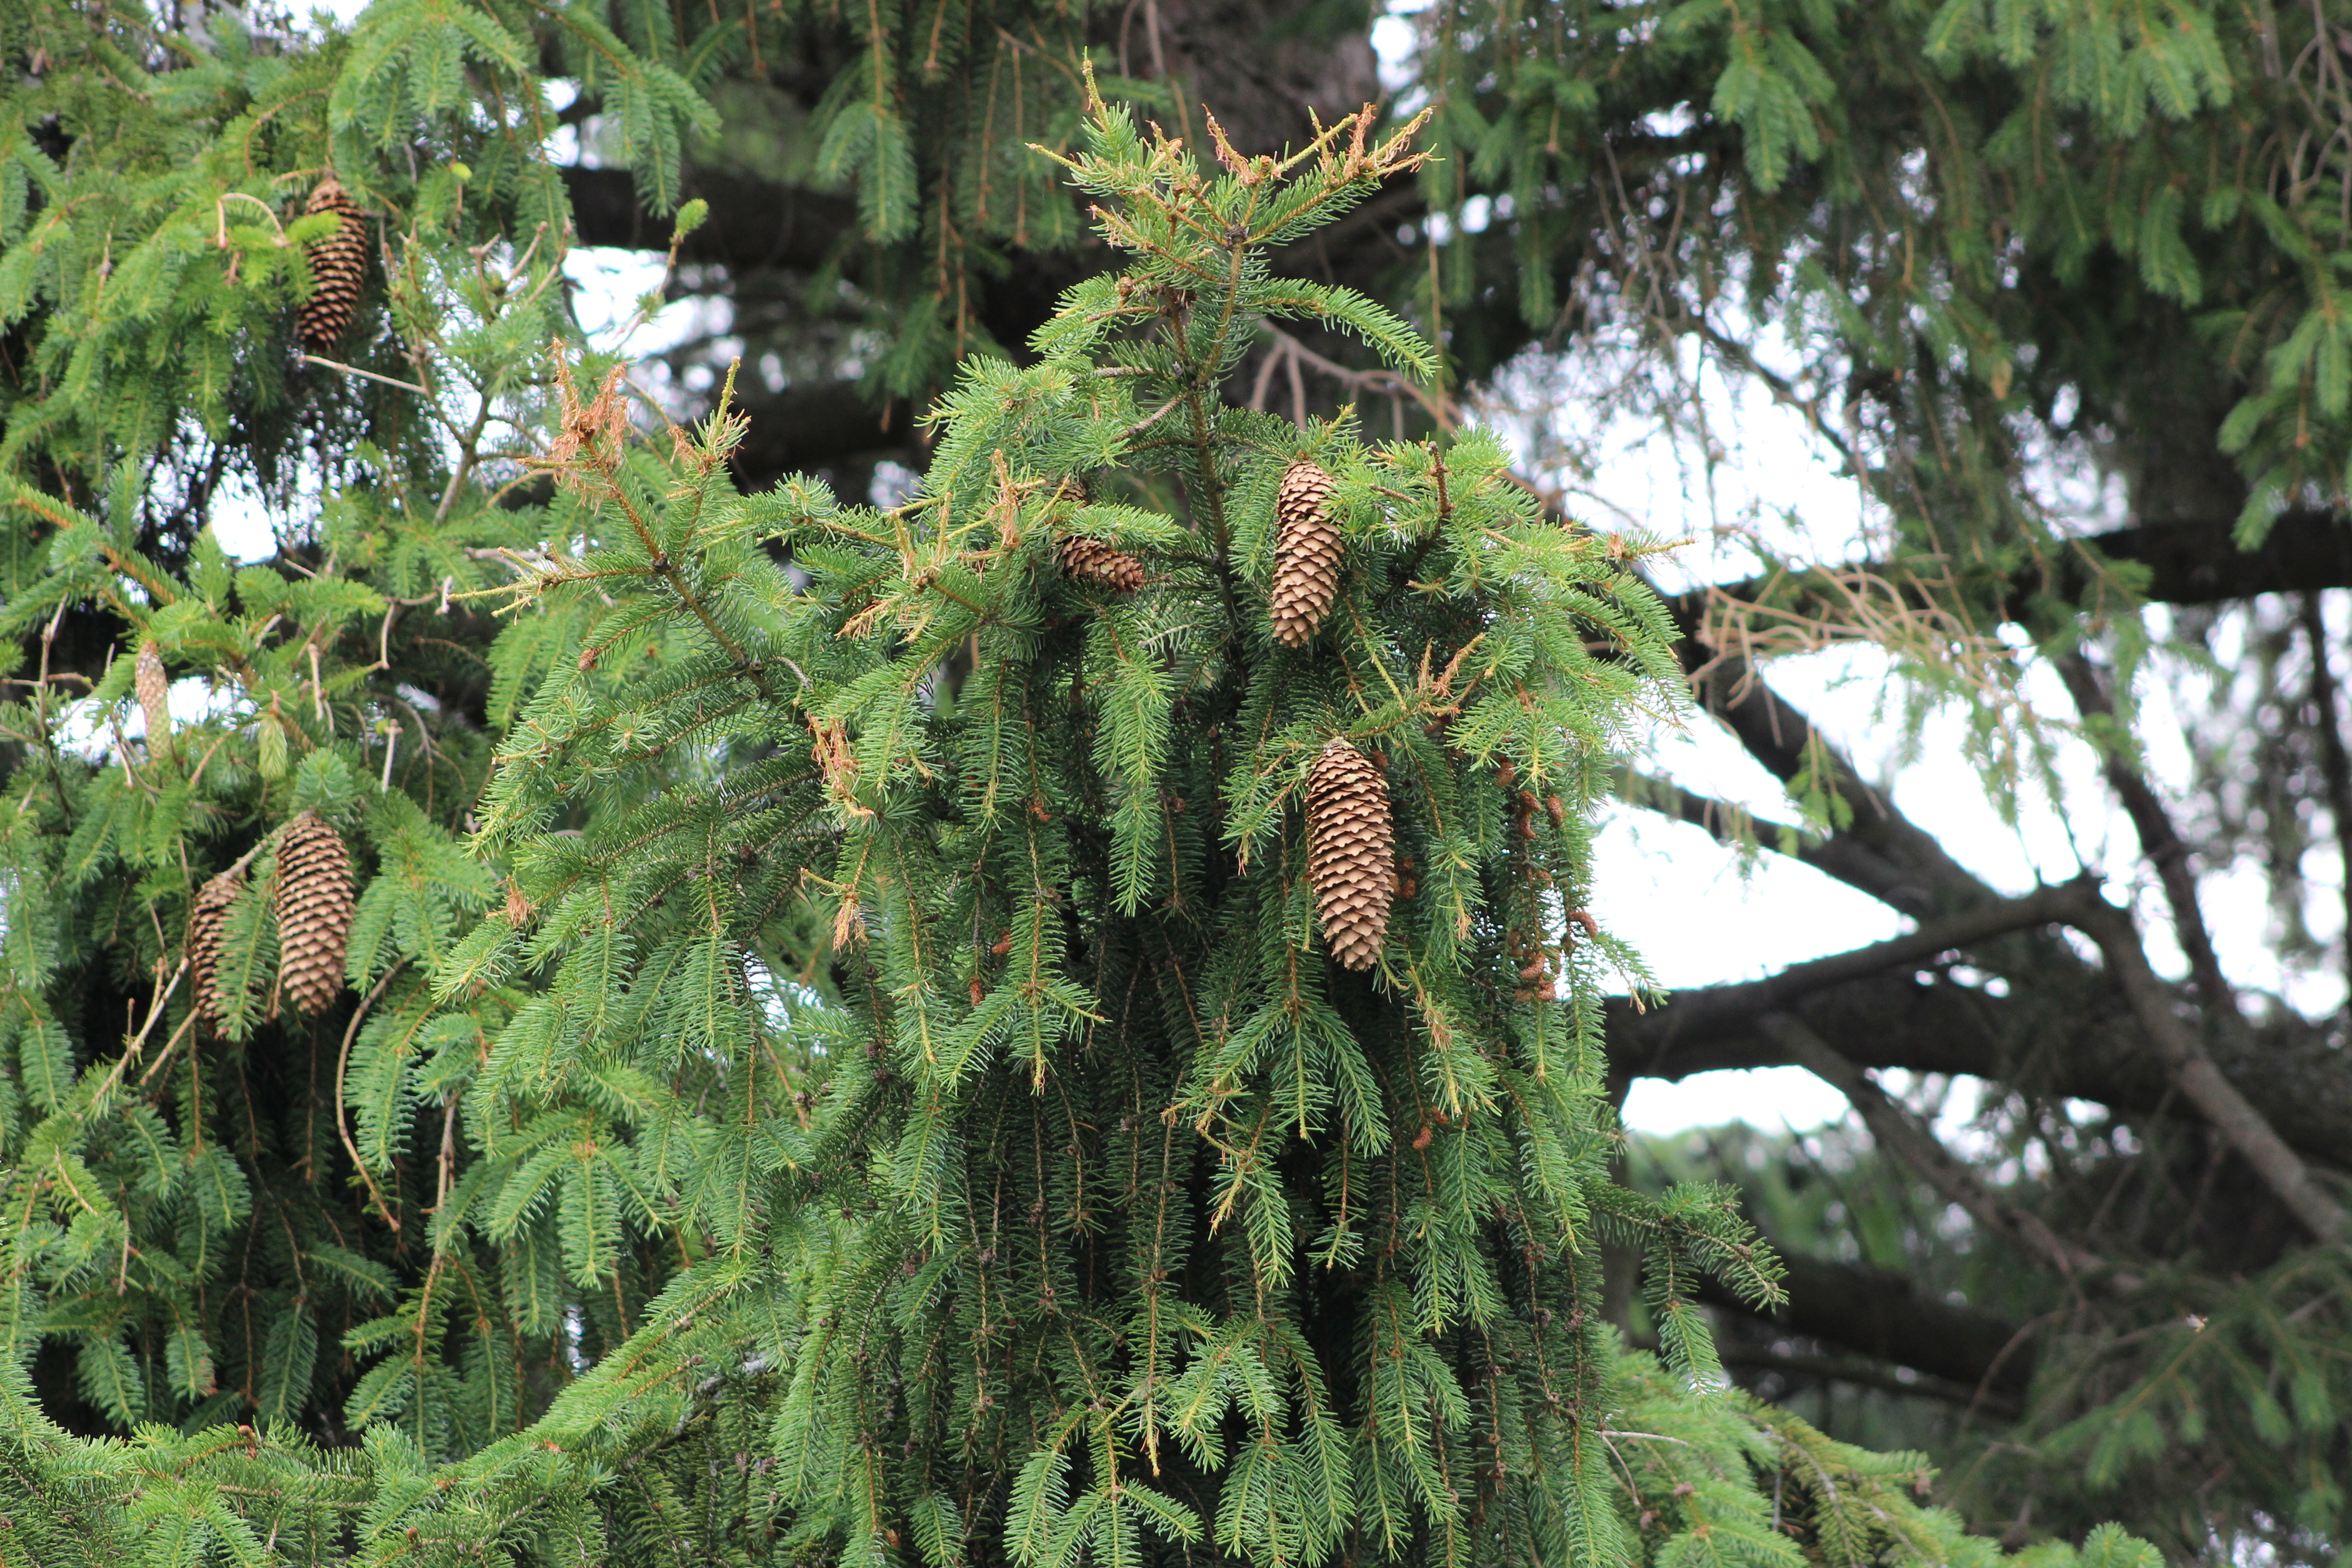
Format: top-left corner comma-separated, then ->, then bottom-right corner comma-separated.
259,0 -> 2339,1140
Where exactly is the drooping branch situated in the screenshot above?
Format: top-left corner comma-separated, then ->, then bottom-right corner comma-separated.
1610,966 -> 2352,1164
1682,511 -> 2352,633
1632,577 -> 2348,1247
1607,892 -> 2352,1210
1657,590 -> 2010,926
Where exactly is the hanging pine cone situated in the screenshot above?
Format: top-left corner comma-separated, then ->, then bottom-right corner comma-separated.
135,640 -> 170,762
1058,533 -> 1145,594
1305,738 -> 1394,970
1053,475 -> 1092,508
276,811 -> 355,1016
187,869 -> 243,1029
1271,461 -> 1341,647
296,176 -> 368,354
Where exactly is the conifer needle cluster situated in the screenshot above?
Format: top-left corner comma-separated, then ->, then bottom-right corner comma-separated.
0,19 -> 2173,1567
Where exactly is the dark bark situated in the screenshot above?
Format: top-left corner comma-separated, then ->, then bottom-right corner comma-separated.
1697,1250 -> 2034,1401
1767,1012 -> 2123,1285
2073,508 -> 2352,605
1714,1342 -> 2022,1415
2300,592 -> 2352,1009
728,379 -> 906,487
562,166 -> 855,274
1607,970 -> 2352,1174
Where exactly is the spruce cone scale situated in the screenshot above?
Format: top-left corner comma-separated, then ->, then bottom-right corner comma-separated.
1058,533 -> 1145,594
297,177 -> 368,353
276,812 -> 356,1016
188,870 -> 244,1029
136,640 -> 170,761
1305,738 -> 1394,970
1271,461 -> 1341,647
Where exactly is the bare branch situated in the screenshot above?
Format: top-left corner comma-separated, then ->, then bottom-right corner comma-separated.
2057,652 -> 2232,1013
1646,578 -> 2019,927
2299,591 -> 2352,1008
2067,898 -> 2348,1241
1764,1010 -> 2135,1289
1686,509 -> 2352,625
1652,881 -> 2092,1039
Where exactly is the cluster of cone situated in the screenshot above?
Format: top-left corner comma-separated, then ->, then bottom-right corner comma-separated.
1273,461 -> 1394,972
180,182 -> 364,1025
188,811 -> 356,1028
1049,458 -> 1394,970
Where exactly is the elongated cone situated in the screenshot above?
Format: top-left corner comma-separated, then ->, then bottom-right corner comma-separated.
188,869 -> 243,1029
297,176 -> 368,353
136,640 -> 170,762
276,812 -> 356,1016
1271,461 -> 1341,647
1305,738 -> 1394,970
1058,534 -> 1145,594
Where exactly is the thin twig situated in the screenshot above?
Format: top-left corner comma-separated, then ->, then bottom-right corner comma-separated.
336,959 -> 412,1233
2056,652 -> 2232,1013
299,354 -> 430,394
93,958 -> 189,1098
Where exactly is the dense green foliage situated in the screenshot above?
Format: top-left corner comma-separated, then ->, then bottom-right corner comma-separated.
0,14 -> 2175,1559
1409,0 -> 2352,542
8,0 -> 2352,1562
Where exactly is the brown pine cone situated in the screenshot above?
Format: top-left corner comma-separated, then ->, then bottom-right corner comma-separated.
297,176 -> 368,354
276,812 -> 356,1016
1271,461 -> 1341,647
136,640 -> 170,762
1058,533 -> 1145,594
1305,738 -> 1394,970
188,869 -> 244,1029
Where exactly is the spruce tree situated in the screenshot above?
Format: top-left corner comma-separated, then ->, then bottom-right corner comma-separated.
0,67 -> 2171,1566
17,0 -> 2348,1557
